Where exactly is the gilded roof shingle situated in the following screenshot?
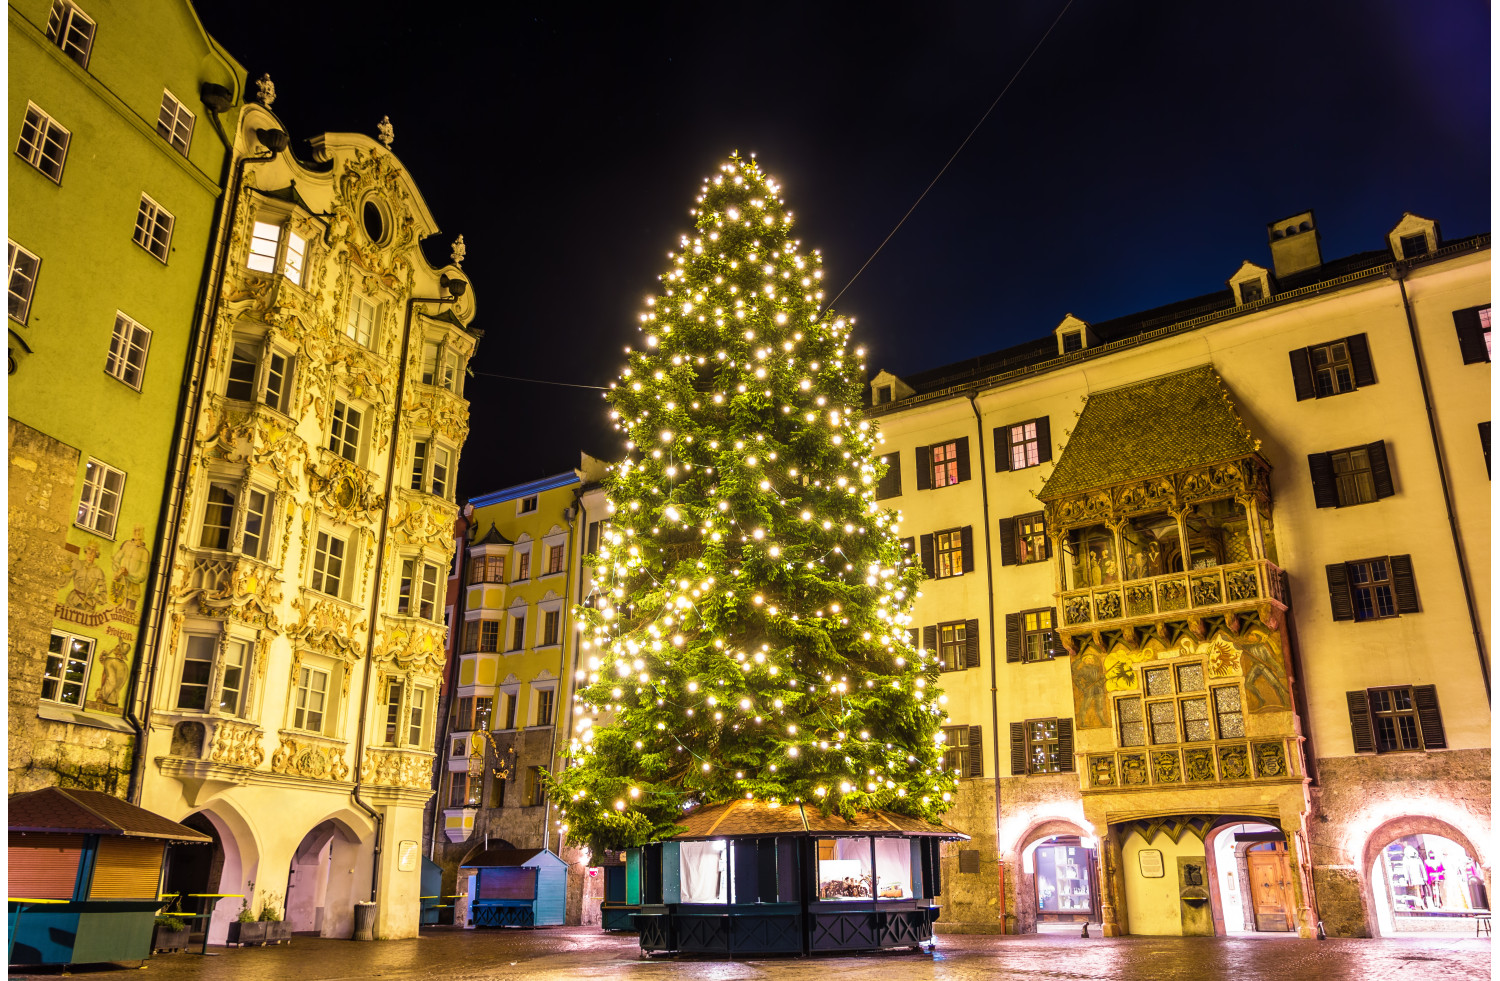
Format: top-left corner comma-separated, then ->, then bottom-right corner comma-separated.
1038,365 -> 1259,501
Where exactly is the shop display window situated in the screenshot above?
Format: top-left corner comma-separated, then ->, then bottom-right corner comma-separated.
874,838 -> 913,900
817,837 -> 874,900
1380,834 -> 1488,915
1035,841 -> 1092,913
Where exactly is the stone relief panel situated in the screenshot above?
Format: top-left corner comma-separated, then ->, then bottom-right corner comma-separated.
271,733 -> 350,781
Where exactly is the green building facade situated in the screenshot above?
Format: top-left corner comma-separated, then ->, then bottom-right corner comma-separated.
8,0 -> 246,795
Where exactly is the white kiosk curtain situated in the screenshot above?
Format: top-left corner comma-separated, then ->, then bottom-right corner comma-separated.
680,840 -> 728,903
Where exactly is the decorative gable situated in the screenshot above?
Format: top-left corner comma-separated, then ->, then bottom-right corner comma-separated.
1228,261 -> 1272,306
869,370 -> 914,407
1388,212 -> 1441,261
1054,313 -> 1098,356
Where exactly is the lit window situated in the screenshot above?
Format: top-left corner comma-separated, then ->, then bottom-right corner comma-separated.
1481,307 -> 1492,359
16,103 -> 70,182
311,531 -> 348,597
133,195 -> 174,262
9,241 -> 41,323
941,725 -> 972,776
934,528 -> 964,579
937,620 -> 966,671
1026,719 -> 1061,773
104,313 -> 151,389
1021,609 -> 1056,663
328,399 -> 363,462
43,631 -> 93,705
1015,512 -> 1048,565
155,90 -> 194,156
247,221 -> 281,272
345,293 -> 377,346
930,441 -> 960,487
76,457 -> 125,537
1009,421 -> 1040,470
45,1 -> 95,68
282,232 -> 306,285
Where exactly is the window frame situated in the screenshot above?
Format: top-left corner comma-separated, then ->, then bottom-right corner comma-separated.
545,543 -> 565,576
518,495 -> 538,514
155,89 -> 194,156
291,662 -> 332,734
43,630 -> 94,706
509,609 -> 527,651
1019,608 -> 1057,663
397,557 -> 442,621
1007,420 -> 1042,470
420,337 -> 463,393
1126,661 -> 1214,746
930,440 -> 961,488
940,724 -> 974,778
175,629 -> 252,717
45,0 -> 95,68
448,770 -> 482,809
16,102 -> 70,183
310,528 -> 351,599
934,528 -> 965,580
541,609 -> 561,647
1025,718 -> 1062,774
345,292 -> 378,347
76,457 -> 126,538
197,476 -> 273,560
245,215 -> 308,286
532,686 -> 556,727
224,333 -> 295,413
410,437 -> 455,499
1348,558 -> 1397,621
104,312 -> 152,390
327,397 -> 365,464
133,193 -> 175,263
936,620 -> 967,672
9,240 -> 41,324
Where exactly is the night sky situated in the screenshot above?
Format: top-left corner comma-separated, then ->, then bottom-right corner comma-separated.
195,1 -> 1490,497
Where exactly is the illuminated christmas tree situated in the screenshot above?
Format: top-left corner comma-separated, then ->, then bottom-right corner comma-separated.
552,153 -> 955,854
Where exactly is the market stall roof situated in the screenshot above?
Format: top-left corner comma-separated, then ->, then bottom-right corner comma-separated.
666,800 -> 969,841
461,847 -> 566,868
8,787 -> 211,843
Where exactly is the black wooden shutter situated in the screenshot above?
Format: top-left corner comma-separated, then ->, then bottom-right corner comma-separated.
1308,452 -> 1338,508
960,526 -> 975,573
922,625 -> 937,655
907,627 -> 919,649
1346,333 -> 1376,387
875,451 -> 902,500
915,445 -> 933,490
994,427 -> 1011,472
1367,441 -> 1395,499
954,437 -> 971,483
1389,554 -> 1419,613
998,516 -> 1017,566
919,534 -> 935,577
900,536 -> 915,564
1035,416 -> 1052,463
1009,722 -> 1026,775
964,619 -> 980,668
1479,421 -> 1491,477
1453,307 -> 1490,364
1346,691 -> 1375,753
966,726 -> 983,778
1005,613 -> 1023,662
1326,563 -> 1354,621
1057,719 -> 1075,773
1412,685 -> 1447,749
1289,347 -> 1315,401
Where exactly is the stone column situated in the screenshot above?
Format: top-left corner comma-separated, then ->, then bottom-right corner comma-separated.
1097,827 -> 1127,936
1279,803 -> 1318,939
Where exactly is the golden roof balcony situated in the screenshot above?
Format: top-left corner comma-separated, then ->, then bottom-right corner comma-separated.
1059,557 -> 1285,629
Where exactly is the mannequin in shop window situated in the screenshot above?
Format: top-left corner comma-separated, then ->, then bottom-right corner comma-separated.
1402,846 -> 1425,907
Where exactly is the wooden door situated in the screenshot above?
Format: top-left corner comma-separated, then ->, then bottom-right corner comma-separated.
1247,847 -> 1294,932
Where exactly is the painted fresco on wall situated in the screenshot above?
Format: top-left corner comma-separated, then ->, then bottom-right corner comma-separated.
1238,633 -> 1291,713
1072,650 -> 1109,728
51,528 -> 153,714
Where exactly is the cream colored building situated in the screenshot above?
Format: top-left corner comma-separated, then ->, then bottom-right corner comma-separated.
867,212 -> 1488,938
132,98 -> 479,941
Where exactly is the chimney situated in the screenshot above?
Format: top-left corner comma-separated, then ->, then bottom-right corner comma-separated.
1267,210 -> 1321,278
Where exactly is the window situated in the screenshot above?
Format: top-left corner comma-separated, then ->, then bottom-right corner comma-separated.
311,530 -> 348,597
874,451 -> 901,499
999,512 -> 1049,566
1119,662 -> 1216,747
43,631 -> 93,705
1004,608 -> 1056,663
292,665 -> 330,732
1326,555 -> 1419,622
76,458 -> 125,537
1289,334 -> 1375,400
245,219 -> 306,285
448,772 -> 481,808
328,399 -> 363,462
452,695 -> 474,732
398,559 -> 441,620
1062,329 -> 1084,352
921,527 -> 969,580
511,613 -> 526,651
586,521 -> 601,555
420,340 -> 460,391
1309,443 -> 1394,508
45,1 -> 95,68
105,313 -> 151,389
524,765 -> 546,806
534,688 -> 555,726
915,439 -> 968,490
176,634 -> 249,715
345,293 -> 377,346
931,441 -> 961,487
1399,233 -> 1429,259
941,724 -> 981,778
874,384 -> 892,405
1237,281 -> 1263,304
1453,305 -> 1491,364
502,692 -> 518,730
546,544 -> 565,575
541,609 -> 560,646
995,418 -> 1051,472
384,681 -> 407,745
224,336 -> 293,412
155,90 -> 194,156
1020,718 -> 1075,774
9,241 -> 41,323
1212,685 -> 1244,738
472,696 -> 493,732
1349,559 -> 1396,620
133,195 -> 174,262
16,103 -> 70,182
464,619 -> 500,653
198,483 -> 235,550
937,620 -> 967,672
197,480 -> 270,558
519,495 -> 538,514
1348,685 -> 1446,753
516,550 -> 531,581
1117,695 -> 1144,747
469,555 -> 505,584
410,440 -> 453,498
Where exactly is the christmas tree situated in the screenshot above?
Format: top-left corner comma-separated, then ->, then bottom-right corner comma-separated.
552,153 -> 956,855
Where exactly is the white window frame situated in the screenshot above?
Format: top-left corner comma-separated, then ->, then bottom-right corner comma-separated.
175,628 -> 253,717
291,660 -> 335,735
310,528 -> 351,599
9,240 -> 41,324
133,194 -> 174,262
16,102 -> 70,182
224,333 -> 294,413
196,475 -> 273,560
105,312 -> 151,390
530,683 -> 557,728
76,457 -> 125,538
345,292 -> 378,346
43,630 -> 94,706
155,89 -> 194,156
381,677 -> 434,748
410,437 -> 454,500
245,216 -> 307,286
419,337 -> 463,393
328,397 -> 365,463
45,0 -> 95,68
397,556 -> 442,621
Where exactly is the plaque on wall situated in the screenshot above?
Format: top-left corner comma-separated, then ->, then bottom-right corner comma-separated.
1138,848 -> 1165,878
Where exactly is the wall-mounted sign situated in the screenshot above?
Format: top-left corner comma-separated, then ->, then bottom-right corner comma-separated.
1138,849 -> 1165,878
398,840 -> 419,872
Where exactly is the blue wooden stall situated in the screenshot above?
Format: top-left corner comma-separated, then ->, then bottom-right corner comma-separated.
461,847 -> 568,927
599,850 -> 640,931
8,787 -> 211,969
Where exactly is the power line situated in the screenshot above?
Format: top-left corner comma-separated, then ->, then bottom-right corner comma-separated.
823,0 -> 1076,313
471,370 -> 609,391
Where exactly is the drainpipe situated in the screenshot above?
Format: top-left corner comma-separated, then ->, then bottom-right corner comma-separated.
353,284 -> 466,906
1390,265 -> 1490,701
966,394 -> 1006,929
430,511 -> 472,862
127,128 -> 285,804
542,492 -> 583,855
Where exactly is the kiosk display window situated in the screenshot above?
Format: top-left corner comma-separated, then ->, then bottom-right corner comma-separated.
1035,842 -> 1092,913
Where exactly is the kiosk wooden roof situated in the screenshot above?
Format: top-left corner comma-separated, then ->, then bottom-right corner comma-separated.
666,799 -> 969,841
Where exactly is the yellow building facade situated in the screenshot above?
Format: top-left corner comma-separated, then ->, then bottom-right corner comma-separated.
133,98 -> 479,941
867,213 -> 1489,938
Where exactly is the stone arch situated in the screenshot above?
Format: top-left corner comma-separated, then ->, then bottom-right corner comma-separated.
282,808 -> 377,939
457,837 -> 516,868
178,801 -> 263,944
1358,814 -> 1489,938
1011,817 -> 1096,934
1202,818 -> 1283,936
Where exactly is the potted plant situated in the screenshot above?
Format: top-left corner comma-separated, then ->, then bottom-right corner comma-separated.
227,896 -> 268,946
152,912 -> 191,953
260,892 -> 291,944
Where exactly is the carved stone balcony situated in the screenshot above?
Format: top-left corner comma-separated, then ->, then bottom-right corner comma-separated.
173,548 -> 283,629
1084,735 -> 1298,793
361,747 -> 435,789
1059,559 -> 1284,629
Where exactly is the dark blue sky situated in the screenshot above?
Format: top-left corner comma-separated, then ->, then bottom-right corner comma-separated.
199,1 -> 1490,495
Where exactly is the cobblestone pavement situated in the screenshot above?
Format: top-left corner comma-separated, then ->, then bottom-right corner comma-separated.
12,926 -> 1491,981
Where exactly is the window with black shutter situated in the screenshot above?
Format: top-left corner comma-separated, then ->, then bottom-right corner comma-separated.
1327,555 -> 1418,621
1308,442 -> 1394,507
935,620 -> 966,672
1480,422 -> 1490,477
1290,334 -> 1376,400
875,451 -> 902,500
900,536 -> 915,568
994,418 -> 1051,471
1452,305 -> 1491,364
1348,685 -> 1446,753
998,511 -> 1049,565
924,528 -> 969,579
941,724 -> 982,778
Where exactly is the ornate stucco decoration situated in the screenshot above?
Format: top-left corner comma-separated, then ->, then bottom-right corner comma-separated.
336,151 -> 419,258
1046,456 -> 1268,531
210,719 -> 267,768
450,235 -> 466,267
256,73 -> 276,107
195,402 -> 312,488
285,594 -> 367,663
271,732 -> 351,781
307,452 -> 385,525
402,386 -> 472,445
377,115 -> 394,148
361,748 -> 431,789
389,495 -> 458,552
372,621 -> 447,678
172,553 -> 283,629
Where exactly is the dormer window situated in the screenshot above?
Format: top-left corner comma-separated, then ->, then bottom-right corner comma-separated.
1061,330 -> 1083,353
1399,233 -> 1429,259
874,385 -> 892,405
1387,213 -> 1439,263
1238,281 -> 1263,303
247,219 -> 307,286
1053,314 -> 1096,356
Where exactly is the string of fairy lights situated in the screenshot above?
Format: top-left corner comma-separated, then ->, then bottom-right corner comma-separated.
549,155 -> 957,849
